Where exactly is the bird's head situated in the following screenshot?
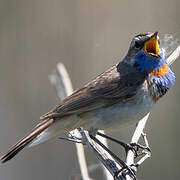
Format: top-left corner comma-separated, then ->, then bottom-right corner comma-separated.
126,32 -> 165,72
125,32 -> 175,89
127,32 -> 160,60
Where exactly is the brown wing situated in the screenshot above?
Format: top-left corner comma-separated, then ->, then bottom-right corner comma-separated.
40,62 -> 147,120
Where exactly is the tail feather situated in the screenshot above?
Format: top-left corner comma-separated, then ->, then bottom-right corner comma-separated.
0,119 -> 54,163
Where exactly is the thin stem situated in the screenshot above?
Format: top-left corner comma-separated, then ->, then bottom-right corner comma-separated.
49,63 -> 92,180
167,45 -> 180,65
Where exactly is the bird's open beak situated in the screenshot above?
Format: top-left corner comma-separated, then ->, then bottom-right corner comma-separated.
144,32 -> 160,57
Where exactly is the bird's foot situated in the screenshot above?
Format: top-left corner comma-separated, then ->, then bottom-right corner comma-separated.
130,132 -> 151,158
59,129 -> 84,144
96,132 -> 137,156
129,142 -> 151,157
114,163 -> 138,180
97,131 -> 151,158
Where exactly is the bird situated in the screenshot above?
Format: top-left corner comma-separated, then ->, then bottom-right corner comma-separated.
0,32 -> 175,163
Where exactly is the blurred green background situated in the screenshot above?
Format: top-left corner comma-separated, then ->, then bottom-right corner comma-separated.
0,0 -> 179,179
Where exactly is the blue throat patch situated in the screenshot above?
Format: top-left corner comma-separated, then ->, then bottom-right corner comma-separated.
135,50 -> 175,89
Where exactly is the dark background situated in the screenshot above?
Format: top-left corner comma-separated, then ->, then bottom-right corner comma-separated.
0,0 -> 179,179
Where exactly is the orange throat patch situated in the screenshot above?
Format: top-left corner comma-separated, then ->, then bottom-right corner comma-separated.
149,63 -> 169,77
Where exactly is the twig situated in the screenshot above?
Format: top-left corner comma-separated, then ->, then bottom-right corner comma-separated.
125,113 -> 150,180
167,45 -> 180,65
77,128 -> 123,180
49,63 -> 92,180
126,113 -> 150,166
97,130 -> 113,180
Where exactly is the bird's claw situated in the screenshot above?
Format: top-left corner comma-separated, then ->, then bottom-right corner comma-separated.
58,136 -> 83,143
129,143 -> 151,157
96,131 -> 151,158
114,163 -> 137,180
59,130 -> 84,144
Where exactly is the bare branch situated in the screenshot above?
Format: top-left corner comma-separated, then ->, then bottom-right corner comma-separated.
167,45 -> 180,65
97,130 -> 114,180
77,128 -> 123,180
49,63 -> 92,180
125,113 -> 150,180
126,113 -> 150,166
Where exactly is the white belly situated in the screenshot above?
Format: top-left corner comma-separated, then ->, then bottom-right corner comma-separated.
79,91 -> 154,131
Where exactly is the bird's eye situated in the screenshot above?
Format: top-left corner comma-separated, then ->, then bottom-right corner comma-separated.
134,41 -> 141,49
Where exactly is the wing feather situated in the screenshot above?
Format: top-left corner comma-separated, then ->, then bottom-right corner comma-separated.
40,62 -> 147,120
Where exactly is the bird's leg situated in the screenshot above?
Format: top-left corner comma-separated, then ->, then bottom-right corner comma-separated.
97,131 -> 138,156
90,134 -> 137,180
97,131 -> 151,157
